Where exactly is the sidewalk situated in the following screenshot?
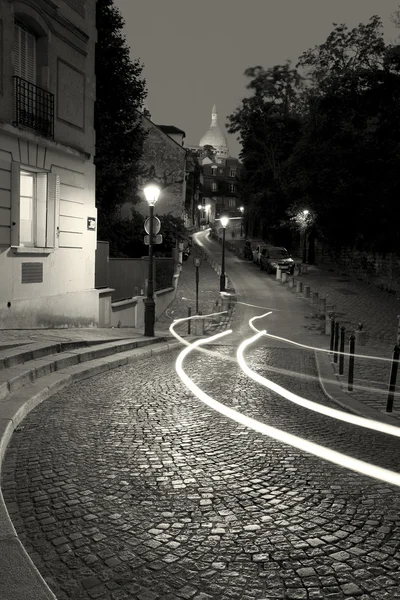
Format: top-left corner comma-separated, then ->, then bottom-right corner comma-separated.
274,262 -> 400,420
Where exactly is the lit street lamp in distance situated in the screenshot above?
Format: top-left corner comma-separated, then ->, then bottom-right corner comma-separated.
220,215 -> 229,292
206,204 -> 211,224
143,183 -> 161,336
239,206 -> 244,237
197,203 -> 203,228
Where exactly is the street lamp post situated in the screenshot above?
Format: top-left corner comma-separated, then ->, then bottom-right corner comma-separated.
220,216 -> 229,292
143,183 -> 161,336
197,204 -> 202,228
239,206 -> 244,237
302,209 -> 309,264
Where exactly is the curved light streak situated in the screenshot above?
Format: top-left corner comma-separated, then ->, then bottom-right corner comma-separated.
237,330 -> 400,438
169,311 -> 228,347
176,332 -> 400,488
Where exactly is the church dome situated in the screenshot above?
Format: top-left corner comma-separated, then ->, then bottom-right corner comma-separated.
199,105 -> 229,157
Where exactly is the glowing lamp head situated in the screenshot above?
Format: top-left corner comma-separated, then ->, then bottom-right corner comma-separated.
303,209 -> 309,216
144,184 -> 161,206
220,216 -> 229,228
239,206 -> 244,213
198,204 -> 202,210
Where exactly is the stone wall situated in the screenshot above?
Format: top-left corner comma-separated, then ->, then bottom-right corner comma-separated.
314,241 -> 400,294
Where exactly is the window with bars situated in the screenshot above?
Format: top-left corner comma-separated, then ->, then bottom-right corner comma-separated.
12,21 -> 54,138
212,182 -> 218,192
229,183 -> 236,192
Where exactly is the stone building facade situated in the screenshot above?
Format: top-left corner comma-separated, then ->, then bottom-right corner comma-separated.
120,114 -> 187,221
187,105 -> 241,222
0,0 -> 97,328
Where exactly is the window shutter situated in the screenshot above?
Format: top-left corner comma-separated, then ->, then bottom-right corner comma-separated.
46,173 -> 60,248
10,162 -> 21,247
13,24 -> 36,83
13,24 -> 21,78
36,172 -> 47,247
25,29 -> 36,84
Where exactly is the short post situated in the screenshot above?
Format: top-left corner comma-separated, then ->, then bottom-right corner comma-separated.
288,277 -> 294,288
276,267 -> 282,281
296,281 -> 303,293
195,311 -> 205,336
281,272 -> 288,284
333,321 -> 340,363
304,285 -> 311,298
339,326 -> 345,375
386,345 -> 400,413
330,317 -> 335,350
348,334 -> 355,391
187,306 -> 192,335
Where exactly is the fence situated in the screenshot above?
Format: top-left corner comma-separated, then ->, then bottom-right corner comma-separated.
95,241 -> 110,289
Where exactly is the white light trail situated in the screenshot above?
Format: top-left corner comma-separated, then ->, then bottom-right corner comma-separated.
176,331 -> 400,488
237,330 -> 400,438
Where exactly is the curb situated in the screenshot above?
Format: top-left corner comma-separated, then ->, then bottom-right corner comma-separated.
314,350 -> 400,426
0,339 -> 181,600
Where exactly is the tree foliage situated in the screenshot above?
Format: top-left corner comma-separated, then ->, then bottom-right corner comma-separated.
95,0 -> 148,238
230,14 -> 400,253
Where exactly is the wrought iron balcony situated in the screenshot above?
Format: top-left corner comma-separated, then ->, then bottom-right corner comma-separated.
13,76 -> 54,139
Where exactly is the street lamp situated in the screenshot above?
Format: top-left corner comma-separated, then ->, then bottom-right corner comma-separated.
206,204 -> 211,224
239,206 -> 244,237
220,215 -> 229,291
197,204 -> 202,228
302,209 -> 309,264
143,183 -> 161,336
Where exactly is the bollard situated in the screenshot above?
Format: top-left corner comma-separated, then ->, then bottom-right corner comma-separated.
195,311 -> 205,336
187,306 -> 192,335
348,334 -> 355,391
288,277 -> 295,288
281,272 -> 288,284
386,345 -> 400,413
339,326 -> 346,375
329,317 -> 335,349
276,267 -> 282,281
333,322 -> 340,363
312,291 -> 319,304
296,281 -> 303,293
304,285 -> 311,298
319,298 -> 326,314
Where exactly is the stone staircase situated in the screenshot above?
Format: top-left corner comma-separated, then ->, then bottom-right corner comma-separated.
0,334 -> 179,600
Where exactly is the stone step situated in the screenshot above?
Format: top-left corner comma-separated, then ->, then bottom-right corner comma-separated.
0,337 -> 165,402
0,337 -> 179,600
0,337 -> 129,370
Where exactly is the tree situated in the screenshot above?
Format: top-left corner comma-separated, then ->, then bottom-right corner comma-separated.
95,0 -> 148,239
226,63 -> 303,242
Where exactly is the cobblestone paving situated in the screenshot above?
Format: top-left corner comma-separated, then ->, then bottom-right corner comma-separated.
3,343 -> 400,600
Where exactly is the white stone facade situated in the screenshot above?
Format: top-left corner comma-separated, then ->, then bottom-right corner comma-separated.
0,0 -> 98,328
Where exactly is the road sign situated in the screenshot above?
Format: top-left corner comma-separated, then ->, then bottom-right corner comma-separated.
144,234 -> 163,245
193,257 -> 202,267
144,216 -> 161,235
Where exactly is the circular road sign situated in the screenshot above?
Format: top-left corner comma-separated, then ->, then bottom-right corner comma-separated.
144,216 -> 161,235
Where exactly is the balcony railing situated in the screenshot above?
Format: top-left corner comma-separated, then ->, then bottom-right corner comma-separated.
13,76 -> 54,139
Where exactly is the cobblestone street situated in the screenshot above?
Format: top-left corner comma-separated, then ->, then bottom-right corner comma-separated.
3,344 -> 400,600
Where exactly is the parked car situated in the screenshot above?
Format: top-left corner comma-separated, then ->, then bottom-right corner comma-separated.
259,246 -> 295,274
243,240 -> 253,260
252,244 -> 269,265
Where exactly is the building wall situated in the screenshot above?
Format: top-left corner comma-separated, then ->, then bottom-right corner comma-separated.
120,117 -> 187,222
0,0 -> 97,328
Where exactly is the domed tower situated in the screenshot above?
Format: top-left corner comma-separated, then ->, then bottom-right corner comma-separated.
199,105 -> 229,158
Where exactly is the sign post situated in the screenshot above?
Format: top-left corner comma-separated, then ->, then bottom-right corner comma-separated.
194,256 -> 202,314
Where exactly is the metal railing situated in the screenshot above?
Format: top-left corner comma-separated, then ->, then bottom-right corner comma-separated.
13,76 -> 54,139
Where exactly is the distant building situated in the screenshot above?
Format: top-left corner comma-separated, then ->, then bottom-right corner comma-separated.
187,105 -> 241,221
119,114 -> 186,221
0,0 -> 98,328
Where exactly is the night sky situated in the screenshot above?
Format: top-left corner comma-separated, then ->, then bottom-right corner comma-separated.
114,0 -> 399,158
